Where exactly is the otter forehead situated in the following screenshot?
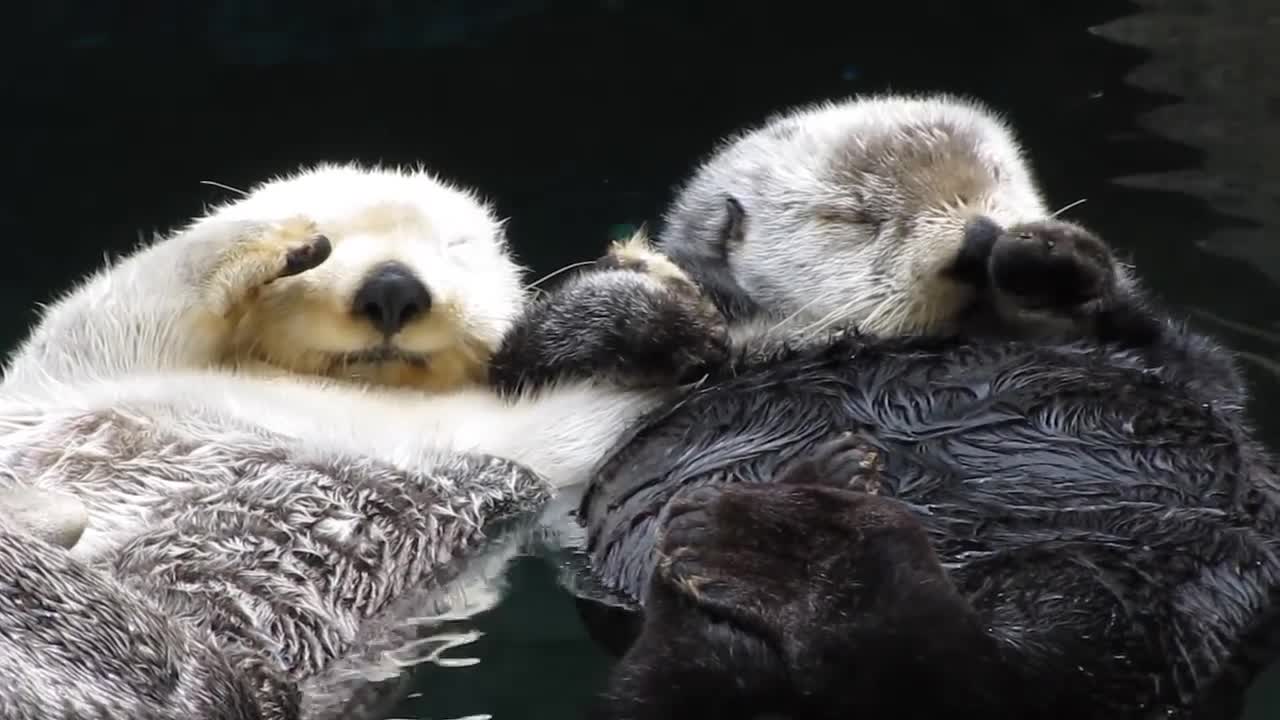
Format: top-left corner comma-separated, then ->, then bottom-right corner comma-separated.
207,163 -> 504,250
681,94 -> 1045,227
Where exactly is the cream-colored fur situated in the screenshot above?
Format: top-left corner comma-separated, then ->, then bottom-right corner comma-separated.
6,163 -> 524,392
0,163 -> 665,564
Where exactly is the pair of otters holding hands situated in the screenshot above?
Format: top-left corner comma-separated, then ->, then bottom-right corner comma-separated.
0,93 -> 1272,720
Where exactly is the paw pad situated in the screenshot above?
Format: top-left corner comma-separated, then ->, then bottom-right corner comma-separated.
990,220 -> 1115,309
281,234 -> 332,278
261,217 -> 331,281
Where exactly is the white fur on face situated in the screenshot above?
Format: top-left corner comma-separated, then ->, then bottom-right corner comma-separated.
664,93 -> 1053,337
209,163 -> 529,388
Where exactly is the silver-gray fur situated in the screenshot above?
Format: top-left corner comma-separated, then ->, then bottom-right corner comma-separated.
0,415 -> 549,719
0,486 -> 88,550
660,92 -> 1065,342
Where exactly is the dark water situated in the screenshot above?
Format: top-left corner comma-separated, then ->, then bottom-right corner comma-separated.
3,1 -> 1279,718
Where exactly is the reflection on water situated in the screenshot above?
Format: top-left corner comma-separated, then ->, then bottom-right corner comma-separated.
2,1 -> 1277,718
1091,3 -> 1280,715
1094,0 -> 1280,448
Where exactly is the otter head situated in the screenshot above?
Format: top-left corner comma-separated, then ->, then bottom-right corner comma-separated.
657,93 -> 1054,339
213,163 -> 525,392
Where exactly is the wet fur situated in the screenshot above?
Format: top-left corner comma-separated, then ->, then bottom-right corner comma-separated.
569,94 -> 1280,719
0,166 -> 728,719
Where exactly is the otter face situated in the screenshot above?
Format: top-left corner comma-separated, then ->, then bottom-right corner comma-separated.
210,164 -> 526,391
659,94 -> 1052,338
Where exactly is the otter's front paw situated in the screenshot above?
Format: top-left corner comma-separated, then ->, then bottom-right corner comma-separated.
988,219 -> 1116,313
207,216 -> 332,315
597,235 -> 730,383
490,233 -> 729,395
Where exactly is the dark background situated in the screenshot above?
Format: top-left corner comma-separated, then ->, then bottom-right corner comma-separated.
3,1 -> 1278,718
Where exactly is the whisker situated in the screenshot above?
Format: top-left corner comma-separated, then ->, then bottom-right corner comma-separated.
525,261 -> 597,290
199,180 -> 250,197
1235,350 -> 1280,380
1050,198 -> 1088,218
767,294 -> 830,334
805,304 -> 860,340
1189,308 -> 1280,343
794,295 -> 862,341
857,290 -> 908,337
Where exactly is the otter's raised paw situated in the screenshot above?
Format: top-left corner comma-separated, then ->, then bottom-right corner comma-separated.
206,216 -> 332,315
490,232 -> 729,395
776,432 -> 884,494
988,219 -> 1116,313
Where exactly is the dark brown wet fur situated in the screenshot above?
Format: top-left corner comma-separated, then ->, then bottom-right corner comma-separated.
534,211 -> 1280,720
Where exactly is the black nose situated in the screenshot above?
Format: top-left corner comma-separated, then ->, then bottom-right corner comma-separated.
352,262 -> 432,336
948,215 -> 1003,286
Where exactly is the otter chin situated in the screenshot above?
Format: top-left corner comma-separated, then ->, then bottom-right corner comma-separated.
236,338 -> 491,393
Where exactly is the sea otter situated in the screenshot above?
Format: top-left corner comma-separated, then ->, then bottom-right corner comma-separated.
548,94 -> 1280,719
0,163 -> 728,719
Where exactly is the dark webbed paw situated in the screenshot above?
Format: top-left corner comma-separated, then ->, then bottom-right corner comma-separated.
989,219 -> 1116,312
277,229 -> 332,280
490,233 -> 729,395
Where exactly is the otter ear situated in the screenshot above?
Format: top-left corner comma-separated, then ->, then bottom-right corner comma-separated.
715,196 -> 747,258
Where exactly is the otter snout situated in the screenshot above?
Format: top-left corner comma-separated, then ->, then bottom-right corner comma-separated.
352,262 -> 432,336
948,215 -> 1002,286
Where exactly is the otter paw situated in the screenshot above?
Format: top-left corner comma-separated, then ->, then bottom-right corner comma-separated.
490,233 -> 729,394
777,432 -> 884,494
206,216 -> 332,314
988,219 -> 1115,312
606,236 -> 729,384
598,233 -> 698,288
257,216 -> 333,282
278,229 -> 332,280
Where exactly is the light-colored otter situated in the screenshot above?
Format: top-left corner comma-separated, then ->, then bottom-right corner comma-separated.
0,163 -> 715,563
6,162 -> 523,393
0,163 -> 728,719
0,163 -> 527,559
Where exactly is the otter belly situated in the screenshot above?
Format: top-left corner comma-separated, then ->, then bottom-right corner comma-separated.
574,333 -> 1276,638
